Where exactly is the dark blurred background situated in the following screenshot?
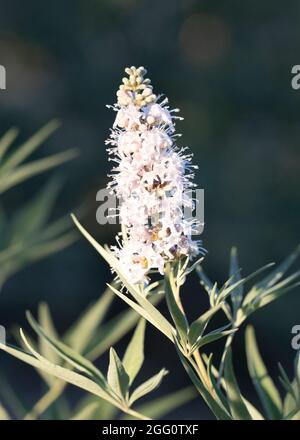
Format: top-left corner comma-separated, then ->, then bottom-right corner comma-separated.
0,0 -> 300,419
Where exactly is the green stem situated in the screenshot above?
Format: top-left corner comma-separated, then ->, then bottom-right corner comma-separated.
123,407 -> 152,420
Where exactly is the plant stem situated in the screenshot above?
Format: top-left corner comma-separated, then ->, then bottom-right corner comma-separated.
172,264 -> 213,392
124,407 -> 152,420
193,350 -> 213,392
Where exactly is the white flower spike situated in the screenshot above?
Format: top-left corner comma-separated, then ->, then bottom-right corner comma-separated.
106,66 -> 204,284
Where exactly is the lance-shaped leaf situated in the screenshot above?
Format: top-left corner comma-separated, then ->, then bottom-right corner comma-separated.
190,325 -> 237,354
253,282 -> 300,312
196,265 -> 216,295
85,290 -> 162,361
203,353 -> 264,420
278,363 -> 297,402
164,264 -> 189,346
255,244 -> 300,290
0,338 -> 117,407
188,302 -> 224,348
0,127 -> 19,161
123,319 -> 146,386
0,150 -> 78,194
224,348 -> 252,420
218,263 -> 274,305
281,350 -> 300,419
180,256 -> 204,280
107,348 -> 129,401
9,178 -> 61,245
128,369 -> 168,406
38,302 -> 60,365
72,215 -> 175,341
206,354 -> 231,412
242,246 -> 300,315
26,311 -> 106,386
0,120 -> 60,173
0,403 -> 10,420
107,283 -> 173,341
229,247 -> 243,313
122,386 -> 196,420
21,285 -> 148,419
245,326 -> 282,419
36,303 -> 61,387
174,342 -> 232,420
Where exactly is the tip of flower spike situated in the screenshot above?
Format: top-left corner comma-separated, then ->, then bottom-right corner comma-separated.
117,66 -> 157,108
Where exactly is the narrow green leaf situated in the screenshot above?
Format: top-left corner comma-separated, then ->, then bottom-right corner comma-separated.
224,349 -> 252,420
191,326 -> 237,353
72,215 -> 175,341
26,312 -> 106,386
37,303 -> 61,386
279,363 -> 294,394
219,263 -> 274,304
10,178 -> 61,244
175,343 -> 232,420
245,326 -> 282,419
128,369 -> 168,406
0,127 -> 19,161
107,283 -> 173,341
255,282 -> 300,310
254,272 -> 300,305
181,256 -> 204,279
0,340 -> 117,407
206,354 -> 231,412
243,399 -> 265,420
0,120 -> 60,173
164,264 -> 189,344
255,244 -> 300,290
38,302 -> 60,364
24,231 -> 77,262
283,379 -> 300,419
123,320 -> 146,385
229,247 -> 243,313
0,403 -> 10,420
107,348 -> 129,400
188,302 -> 224,347
0,149 -> 78,194
122,386 -> 196,420
203,353 -> 264,420
196,266 -> 217,296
